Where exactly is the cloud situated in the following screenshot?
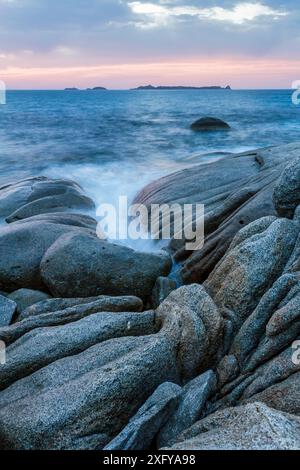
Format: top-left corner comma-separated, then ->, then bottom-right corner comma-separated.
128,1 -> 288,28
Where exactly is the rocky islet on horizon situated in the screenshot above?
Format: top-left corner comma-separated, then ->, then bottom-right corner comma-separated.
0,141 -> 299,450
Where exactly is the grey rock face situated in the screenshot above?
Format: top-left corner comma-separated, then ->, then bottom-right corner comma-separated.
40,232 -> 172,299
0,334 -> 179,450
19,294 -> 142,321
134,143 -> 300,283
273,155 -> 300,218
205,218 -> 299,341
0,310 -> 156,390
104,382 -> 182,450
0,295 -> 17,327
0,220 -> 95,292
8,289 -> 51,316
165,403 -> 300,450
0,295 -> 144,345
190,117 -> 230,131
156,285 -> 223,380
0,177 -> 95,222
157,370 -> 217,448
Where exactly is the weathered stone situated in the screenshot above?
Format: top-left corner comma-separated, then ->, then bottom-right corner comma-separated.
157,371 -> 217,448
134,143 -> 300,283
205,218 -> 299,343
0,334 -> 179,450
0,220 -> 95,292
19,294 -> 142,321
0,295 -> 144,345
156,285 -> 223,379
244,372 -> 300,416
5,180 -> 95,223
0,177 -> 95,222
0,295 -> 17,327
104,382 -> 182,450
0,310 -> 156,390
40,232 -> 172,299
8,289 -> 51,315
165,403 -> 300,450
273,156 -> 300,218
12,212 -> 97,231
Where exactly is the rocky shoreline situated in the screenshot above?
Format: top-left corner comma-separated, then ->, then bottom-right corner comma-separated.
0,142 -> 300,450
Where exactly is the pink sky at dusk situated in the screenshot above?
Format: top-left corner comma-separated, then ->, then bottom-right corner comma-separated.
0,1 -> 299,89
1,58 -> 299,90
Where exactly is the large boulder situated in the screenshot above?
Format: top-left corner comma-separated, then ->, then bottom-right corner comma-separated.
273,155 -> 300,218
0,177 -> 95,223
0,220 -> 95,292
166,403 -> 300,450
40,232 -> 172,299
134,142 -> 300,283
190,117 -> 230,131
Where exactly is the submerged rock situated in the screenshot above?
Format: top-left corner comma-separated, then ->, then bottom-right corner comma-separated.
190,117 -> 230,131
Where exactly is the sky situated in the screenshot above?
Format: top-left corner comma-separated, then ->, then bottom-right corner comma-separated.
0,0 -> 299,89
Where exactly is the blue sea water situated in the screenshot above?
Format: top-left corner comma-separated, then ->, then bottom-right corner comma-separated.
0,89 -> 299,207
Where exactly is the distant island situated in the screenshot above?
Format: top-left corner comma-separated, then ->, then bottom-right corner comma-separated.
64,87 -> 107,91
132,85 -> 231,90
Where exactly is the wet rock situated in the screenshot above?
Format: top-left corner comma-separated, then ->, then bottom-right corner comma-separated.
134,143 -> 300,283
0,334 -> 179,450
0,220 -> 95,292
0,295 -> 17,327
19,294 -> 142,321
40,232 -> 172,299
166,403 -> 300,450
8,289 -> 51,315
244,372 -> 300,416
104,382 -> 182,450
205,218 -> 299,341
190,117 -> 230,131
157,370 -> 217,448
0,295 -> 144,345
156,285 -> 223,379
273,156 -> 300,218
0,310 -> 156,390
12,212 -> 97,231
0,177 -> 95,222
151,277 -> 177,308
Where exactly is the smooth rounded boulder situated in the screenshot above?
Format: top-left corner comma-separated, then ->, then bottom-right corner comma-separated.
273,155 -> 300,218
190,117 -> 230,131
40,232 -> 172,299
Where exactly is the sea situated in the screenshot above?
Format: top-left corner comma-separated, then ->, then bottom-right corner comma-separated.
0,88 -> 299,212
